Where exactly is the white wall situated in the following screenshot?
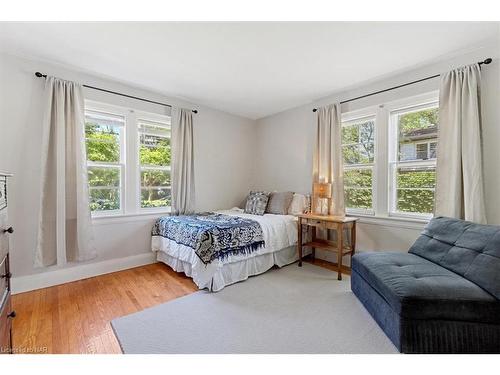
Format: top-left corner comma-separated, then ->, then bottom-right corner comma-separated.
255,39 -> 500,261
0,52 -> 256,280
2,37 -> 499,287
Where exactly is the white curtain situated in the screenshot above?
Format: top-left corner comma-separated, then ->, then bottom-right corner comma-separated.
35,77 -> 96,267
171,108 -> 195,215
435,63 -> 487,224
313,103 -> 345,216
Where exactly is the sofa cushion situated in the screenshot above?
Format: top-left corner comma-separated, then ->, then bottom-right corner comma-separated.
352,252 -> 500,323
409,216 -> 500,299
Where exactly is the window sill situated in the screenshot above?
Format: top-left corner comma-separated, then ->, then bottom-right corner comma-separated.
348,214 -> 429,230
92,210 -> 170,225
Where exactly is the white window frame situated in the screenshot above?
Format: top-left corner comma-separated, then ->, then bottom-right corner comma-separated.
85,105 -> 127,217
85,100 -> 172,219
136,113 -> 172,213
341,110 -> 377,216
341,91 -> 439,222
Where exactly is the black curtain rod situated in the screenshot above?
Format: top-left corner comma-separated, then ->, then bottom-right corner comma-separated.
312,58 -> 492,112
34,72 -> 198,114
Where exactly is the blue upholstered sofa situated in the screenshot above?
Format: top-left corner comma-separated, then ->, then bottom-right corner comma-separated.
351,216 -> 500,353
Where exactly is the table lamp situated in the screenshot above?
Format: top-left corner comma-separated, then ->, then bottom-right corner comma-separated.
313,182 -> 332,215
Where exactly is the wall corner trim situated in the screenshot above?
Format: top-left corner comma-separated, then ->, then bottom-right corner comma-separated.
10,252 -> 157,294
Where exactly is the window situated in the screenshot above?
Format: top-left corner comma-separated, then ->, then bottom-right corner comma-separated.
340,91 -> 439,221
342,116 -> 376,213
85,110 -> 125,214
138,119 -> 171,209
390,103 -> 438,217
85,101 -> 171,217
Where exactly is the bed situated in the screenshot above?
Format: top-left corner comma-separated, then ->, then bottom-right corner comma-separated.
151,207 -> 301,291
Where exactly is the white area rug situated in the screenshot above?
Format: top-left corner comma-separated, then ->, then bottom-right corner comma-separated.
111,262 -> 398,353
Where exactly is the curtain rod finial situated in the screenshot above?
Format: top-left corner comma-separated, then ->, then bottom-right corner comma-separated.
312,108 -> 318,112
192,109 -> 198,114
483,58 -> 492,65
35,72 -> 47,78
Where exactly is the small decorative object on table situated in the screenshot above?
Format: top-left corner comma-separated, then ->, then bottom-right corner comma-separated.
297,213 -> 358,280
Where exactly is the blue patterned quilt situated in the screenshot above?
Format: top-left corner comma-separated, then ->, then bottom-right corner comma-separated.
152,213 -> 265,264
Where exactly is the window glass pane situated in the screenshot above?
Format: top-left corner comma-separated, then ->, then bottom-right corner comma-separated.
398,107 -> 438,162
345,189 -> 372,210
88,166 -> 120,187
89,188 -> 120,212
342,118 -> 374,165
138,120 -> 171,167
344,168 -> 372,188
140,169 -> 170,187
396,166 -> 436,214
342,125 -> 358,144
342,117 -> 375,212
344,168 -> 373,210
140,169 -> 170,208
138,118 -> 171,209
141,188 -> 171,208
429,142 -> 437,159
416,143 -> 428,160
85,111 -> 123,163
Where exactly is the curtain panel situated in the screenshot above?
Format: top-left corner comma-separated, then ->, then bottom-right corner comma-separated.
435,64 -> 487,224
35,77 -> 96,267
313,103 -> 345,216
171,108 -> 195,215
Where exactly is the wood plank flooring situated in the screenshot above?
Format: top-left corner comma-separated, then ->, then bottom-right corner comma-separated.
11,258 -> 344,354
11,263 -> 197,354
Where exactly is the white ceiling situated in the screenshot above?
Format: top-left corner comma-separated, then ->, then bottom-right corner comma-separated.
0,22 -> 497,119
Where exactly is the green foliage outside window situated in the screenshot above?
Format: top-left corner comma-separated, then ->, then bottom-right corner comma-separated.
85,122 -> 120,162
399,108 -> 438,135
89,188 -> 120,211
86,121 -> 122,211
139,130 -> 171,208
342,121 -> 375,165
344,169 -> 372,209
396,168 -> 435,214
139,138 -> 171,166
342,120 -> 375,210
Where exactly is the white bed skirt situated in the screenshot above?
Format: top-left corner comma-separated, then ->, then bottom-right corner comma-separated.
156,245 -> 303,292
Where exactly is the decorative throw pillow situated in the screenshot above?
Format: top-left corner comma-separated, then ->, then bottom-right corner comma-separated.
244,191 -> 271,215
265,191 -> 294,215
288,193 -> 309,215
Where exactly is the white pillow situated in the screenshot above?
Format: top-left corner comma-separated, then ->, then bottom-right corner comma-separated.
288,193 -> 309,215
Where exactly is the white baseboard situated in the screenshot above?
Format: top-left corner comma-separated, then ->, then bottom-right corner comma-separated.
11,252 -> 157,294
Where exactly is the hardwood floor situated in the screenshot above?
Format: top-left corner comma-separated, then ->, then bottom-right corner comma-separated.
11,263 -> 197,354
11,258 -> 345,354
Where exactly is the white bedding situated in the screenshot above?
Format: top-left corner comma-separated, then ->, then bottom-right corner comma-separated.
152,208 -> 299,291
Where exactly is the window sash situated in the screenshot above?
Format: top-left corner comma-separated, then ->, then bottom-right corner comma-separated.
388,99 -> 438,219
342,114 -> 376,215
343,164 -> 375,215
85,109 -> 126,216
389,159 -> 436,218
137,118 -> 172,211
87,163 -> 124,215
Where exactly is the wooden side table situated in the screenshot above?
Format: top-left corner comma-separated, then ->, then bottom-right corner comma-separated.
297,213 -> 358,280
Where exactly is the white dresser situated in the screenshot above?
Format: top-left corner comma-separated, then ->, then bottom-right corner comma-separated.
0,172 -> 14,354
